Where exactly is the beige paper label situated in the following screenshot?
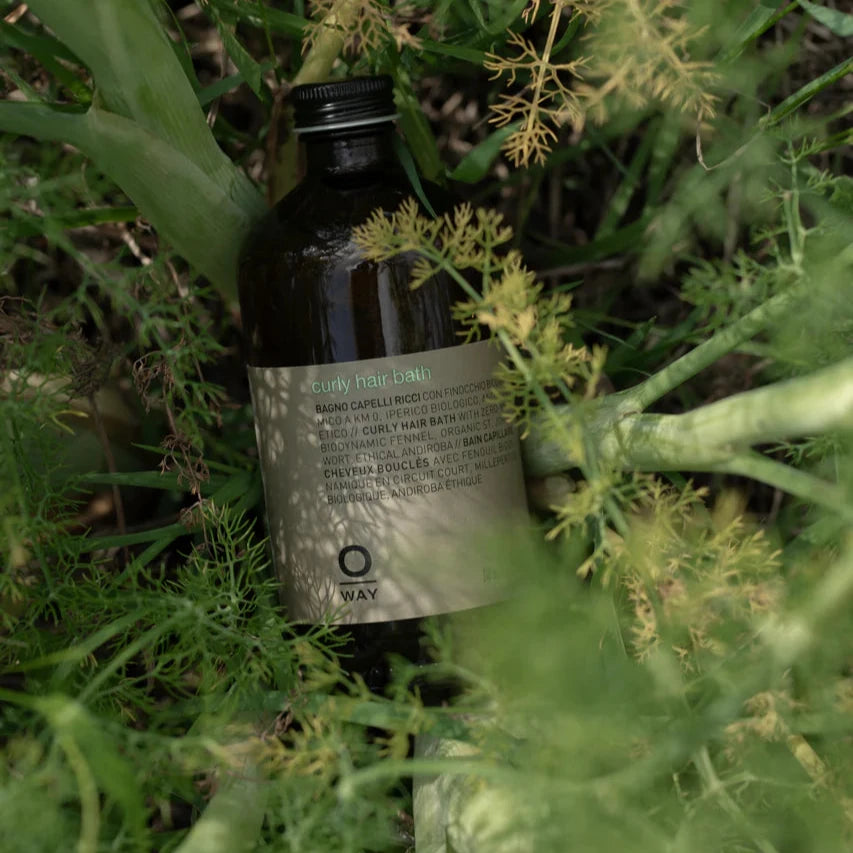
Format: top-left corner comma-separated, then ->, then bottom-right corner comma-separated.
248,340 -> 527,624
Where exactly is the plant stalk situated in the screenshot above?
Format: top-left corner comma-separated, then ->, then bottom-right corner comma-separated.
174,761 -> 266,853
611,355 -> 853,465
270,0 -> 362,201
715,453 -> 853,521
524,356 -> 853,515
619,288 -> 802,413
292,0 -> 361,87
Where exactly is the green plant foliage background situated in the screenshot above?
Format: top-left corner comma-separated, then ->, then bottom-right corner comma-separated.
1,1 -> 852,851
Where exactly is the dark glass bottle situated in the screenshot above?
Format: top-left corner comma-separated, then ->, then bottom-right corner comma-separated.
238,76 -> 526,693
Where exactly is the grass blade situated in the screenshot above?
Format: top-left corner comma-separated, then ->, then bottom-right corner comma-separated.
760,56 -> 853,128
718,1 -> 797,63
9,205 -> 138,239
203,2 -> 266,99
2,613 -> 144,674
393,136 -> 438,218
797,0 -> 853,36
394,67 -> 445,184
213,0 -> 308,36
448,123 -> 520,184
535,217 -> 651,266
595,119 -> 658,238
79,470 -> 211,491
198,70 -> 265,107
419,38 -> 487,64
82,522 -> 190,551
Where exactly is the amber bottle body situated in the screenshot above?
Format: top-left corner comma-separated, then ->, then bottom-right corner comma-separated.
239,126 -> 458,690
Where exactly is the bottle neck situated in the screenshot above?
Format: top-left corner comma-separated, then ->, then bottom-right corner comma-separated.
301,123 -> 397,176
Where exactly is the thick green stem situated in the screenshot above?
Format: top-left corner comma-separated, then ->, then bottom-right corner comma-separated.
669,356 -> 853,446
524,356 -> 853,515
59,734 -> 101,853
174,762 -> 266,853
271,0 -> 362,201
715,453 -> 853,521
292,0 -> 360,87
620,288 -> 802,412
599,356 -> 853,470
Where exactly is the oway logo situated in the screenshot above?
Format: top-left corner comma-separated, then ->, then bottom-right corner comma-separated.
338,544 -> 378,602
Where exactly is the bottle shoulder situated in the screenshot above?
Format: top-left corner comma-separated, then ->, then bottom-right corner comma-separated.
240,177 -> 411,264
236,172 -> 459,368
241,170 -> 453,259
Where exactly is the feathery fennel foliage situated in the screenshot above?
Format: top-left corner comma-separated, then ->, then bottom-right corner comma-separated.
302,0 -> 425,55
485,0 -> 718,166
353,198 -> 605,441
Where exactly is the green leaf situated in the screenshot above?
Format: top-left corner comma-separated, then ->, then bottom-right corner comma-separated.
448,123 -> 520,184
718,1 -> 797,62
0,20 -> 91,102
0,101 -> 263,297
797,0 -> 853,36
204,2 -> 266,99
419,38 -> 487,64
26,0 -> 262,215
